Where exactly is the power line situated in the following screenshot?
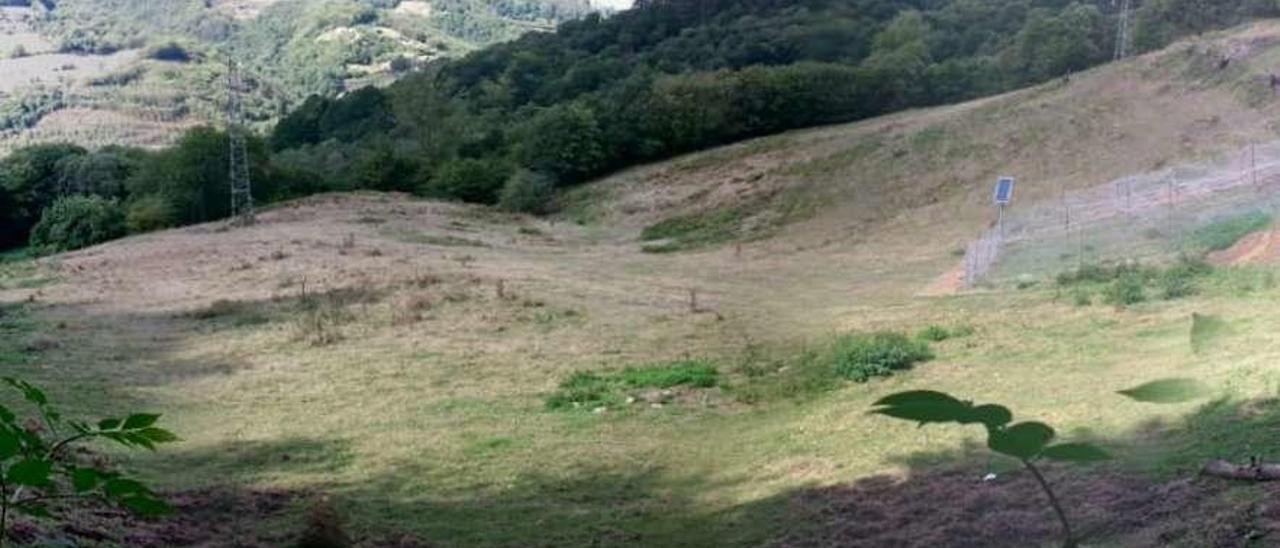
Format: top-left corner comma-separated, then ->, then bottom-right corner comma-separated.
227,55 -> 254,226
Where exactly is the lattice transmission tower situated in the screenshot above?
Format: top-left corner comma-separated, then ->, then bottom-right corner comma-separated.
1114,0 -> 1133,61
227,56 -> 255,226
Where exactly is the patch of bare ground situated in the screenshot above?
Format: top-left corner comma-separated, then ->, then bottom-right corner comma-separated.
918,261 -> 967,297
1209,227 -> 1276,266
772,466 -> 1275,548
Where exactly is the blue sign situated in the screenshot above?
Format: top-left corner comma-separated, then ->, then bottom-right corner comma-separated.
994,177 -> 1015,205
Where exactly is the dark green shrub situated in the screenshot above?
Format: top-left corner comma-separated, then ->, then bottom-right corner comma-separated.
126,194 -> 178,233
1071,288 -> 1092,307
29,195 -> 126,253
1102,273 -> 1146,306
421,157 -> 513,204
146,42 -> 191,62
831,332 -> 934,382
498,169 -> 555,214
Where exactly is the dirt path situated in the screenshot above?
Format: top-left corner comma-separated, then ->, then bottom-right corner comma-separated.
918,261 -> 966,297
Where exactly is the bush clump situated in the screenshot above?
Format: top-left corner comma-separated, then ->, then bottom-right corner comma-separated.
126,194 -> 179,233
146,42 -> 191,62
831,332 -> 934,382
1102,273 -> 1147,306
421,157 -> 513,204
1060,257 -> 1212,306
498,169 -> 555,214
29,195 -> 126,253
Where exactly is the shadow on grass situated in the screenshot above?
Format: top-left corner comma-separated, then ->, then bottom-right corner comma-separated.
764,397 -> 1280,548
13,292 -> 1280,546
145,437 -> 358,488
324,465 -> 794,547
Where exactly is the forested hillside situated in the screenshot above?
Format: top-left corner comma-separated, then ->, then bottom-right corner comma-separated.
268,0 -> 1280,210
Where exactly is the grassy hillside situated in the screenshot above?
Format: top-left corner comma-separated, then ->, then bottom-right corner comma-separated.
5,21 -> 1280,546
0,0 -> 598,155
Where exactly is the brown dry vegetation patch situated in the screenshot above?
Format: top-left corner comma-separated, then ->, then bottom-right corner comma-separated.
772,466 -> 1277,548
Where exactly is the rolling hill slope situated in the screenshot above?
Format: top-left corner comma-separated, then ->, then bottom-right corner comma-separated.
6,20 -> 1280,547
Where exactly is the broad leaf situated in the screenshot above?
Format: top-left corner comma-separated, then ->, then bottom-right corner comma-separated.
0,403 -> 14,423
7,458 -> 53,487
104,478 -> 147,497
963,404 -> 1013,429
122,413 -> 161,430
4,378 -> 47,406
71,467 -> 100,493
124,432 -> 157,451
137,427 -> 180,444
121,495 -> 172,516
988,422 -> 1055,459
98,418 -> 122,431
1041,442 -> 1111,462
0,426 -> 19,460
1119,379 -> 1209,404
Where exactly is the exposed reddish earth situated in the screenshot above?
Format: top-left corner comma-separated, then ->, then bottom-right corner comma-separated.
1209,228 -> 1278,267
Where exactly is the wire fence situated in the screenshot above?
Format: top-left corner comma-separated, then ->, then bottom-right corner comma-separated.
965,140 -> 1280,286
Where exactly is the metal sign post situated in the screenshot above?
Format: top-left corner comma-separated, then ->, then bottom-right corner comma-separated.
994,176 -> 1015,236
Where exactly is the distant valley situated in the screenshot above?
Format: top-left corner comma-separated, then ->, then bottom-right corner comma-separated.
0,0 -> 613,155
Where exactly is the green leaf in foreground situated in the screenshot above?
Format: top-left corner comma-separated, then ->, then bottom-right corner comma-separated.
1118,378 -> 1209,404
120,495 -> 172,516
7,458 -> 53,487
122,413 -> 161,430
988,422 -> 1055,460
963,404 -> 1014,429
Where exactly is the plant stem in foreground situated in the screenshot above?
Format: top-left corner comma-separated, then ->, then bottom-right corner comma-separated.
1022,458 -> 1076,548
